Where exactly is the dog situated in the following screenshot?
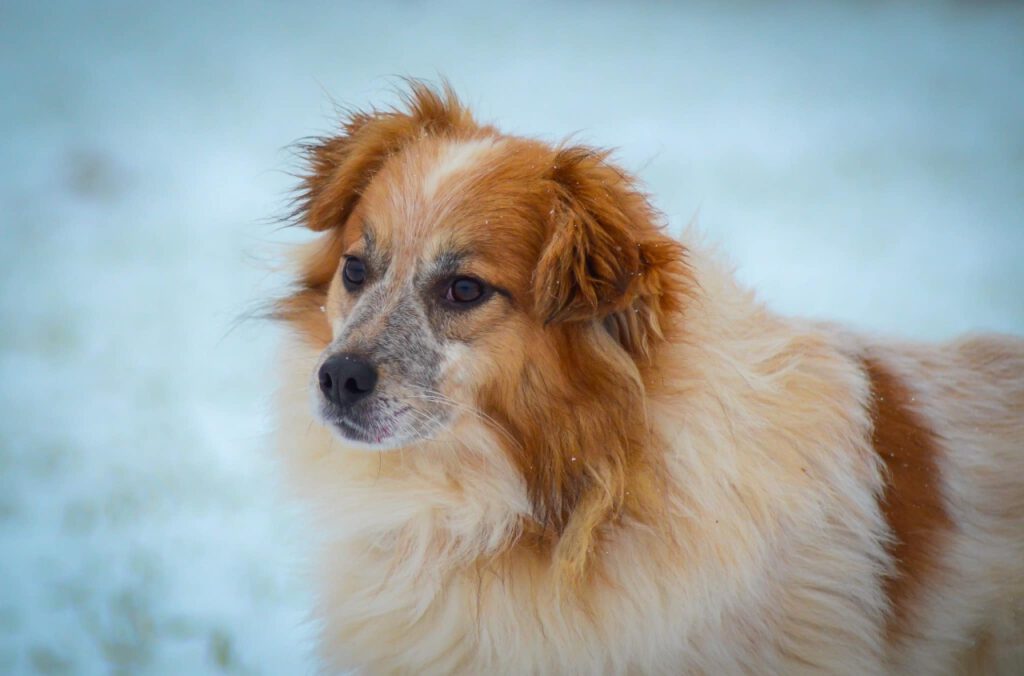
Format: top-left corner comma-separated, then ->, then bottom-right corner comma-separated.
273,83 -> 1024,674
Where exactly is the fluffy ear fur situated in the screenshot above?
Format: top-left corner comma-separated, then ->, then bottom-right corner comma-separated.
534,146 -> 690,358
495,149 -> 691,584
295,82 -> 475,234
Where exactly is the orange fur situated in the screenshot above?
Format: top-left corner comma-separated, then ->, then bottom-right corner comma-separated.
280,85 -> 691,575
273,83 -> 1024,674
864,356 -> 951,641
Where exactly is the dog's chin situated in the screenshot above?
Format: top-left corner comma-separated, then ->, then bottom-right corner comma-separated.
321,414 -> 426,452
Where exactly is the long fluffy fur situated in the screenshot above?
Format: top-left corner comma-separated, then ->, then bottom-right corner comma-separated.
274,84 -> 1024,674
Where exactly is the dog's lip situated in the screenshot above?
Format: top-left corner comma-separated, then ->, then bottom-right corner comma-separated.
335,417 -> 370,436
325,409 -> 408,445
318,399 -> 430,449
331,416 -> 386,444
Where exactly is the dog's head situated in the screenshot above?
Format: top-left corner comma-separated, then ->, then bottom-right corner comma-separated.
279,84 -> 690,548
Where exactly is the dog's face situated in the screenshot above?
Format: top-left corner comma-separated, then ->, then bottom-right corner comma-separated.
281,85 -> 688,533
313,135 -> 549,449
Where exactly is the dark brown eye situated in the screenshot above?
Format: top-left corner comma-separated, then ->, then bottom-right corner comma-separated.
445,277 -> 486,305
342,257 -> 366,290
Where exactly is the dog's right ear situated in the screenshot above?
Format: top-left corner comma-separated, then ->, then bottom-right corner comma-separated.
532,146 -> 691,360
296,82 -> 474,232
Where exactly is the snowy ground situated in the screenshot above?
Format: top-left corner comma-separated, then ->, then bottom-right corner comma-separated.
1,1 -> 1022,673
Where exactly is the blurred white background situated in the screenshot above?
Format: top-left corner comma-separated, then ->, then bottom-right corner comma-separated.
1,1 -> 1022,673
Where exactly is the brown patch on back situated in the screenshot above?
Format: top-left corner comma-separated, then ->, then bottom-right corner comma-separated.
864,357 -> 951,642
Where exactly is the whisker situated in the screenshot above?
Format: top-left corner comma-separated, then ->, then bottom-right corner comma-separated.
403,390 -> 524,454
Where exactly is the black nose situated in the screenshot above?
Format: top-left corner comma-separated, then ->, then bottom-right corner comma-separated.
318,354 -> 378,407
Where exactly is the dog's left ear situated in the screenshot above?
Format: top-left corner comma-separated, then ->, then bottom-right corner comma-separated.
534,146 -> 690,357
298,83 -> 475,233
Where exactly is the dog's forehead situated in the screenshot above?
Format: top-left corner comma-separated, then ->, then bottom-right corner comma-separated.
363,135 -> 510,265
419,137 -> 501,203
350,132 -> 551,302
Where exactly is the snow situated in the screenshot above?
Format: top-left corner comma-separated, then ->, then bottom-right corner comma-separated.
1,1 -> 1022,673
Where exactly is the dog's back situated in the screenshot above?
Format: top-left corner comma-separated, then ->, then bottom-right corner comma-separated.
869,334 -> 1024,672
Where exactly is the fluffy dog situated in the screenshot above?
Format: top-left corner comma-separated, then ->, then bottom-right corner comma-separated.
273,84 -> 1024,674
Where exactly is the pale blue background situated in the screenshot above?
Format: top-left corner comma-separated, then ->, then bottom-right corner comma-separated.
2,1 -> 1022,673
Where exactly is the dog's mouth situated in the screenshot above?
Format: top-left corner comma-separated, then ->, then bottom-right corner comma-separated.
320,406 -> 396,447
320,402 -> 441,450
333,416 -> 383,443
329,411 -> 398,446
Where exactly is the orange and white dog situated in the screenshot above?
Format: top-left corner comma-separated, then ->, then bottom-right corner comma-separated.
274,84 -> 1024,674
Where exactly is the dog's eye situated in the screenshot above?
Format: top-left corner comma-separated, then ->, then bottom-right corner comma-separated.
342,257 -> 367,290
445,277 -> 486,305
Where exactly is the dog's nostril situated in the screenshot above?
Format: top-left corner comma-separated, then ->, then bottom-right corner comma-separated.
319,369 -> 334,394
